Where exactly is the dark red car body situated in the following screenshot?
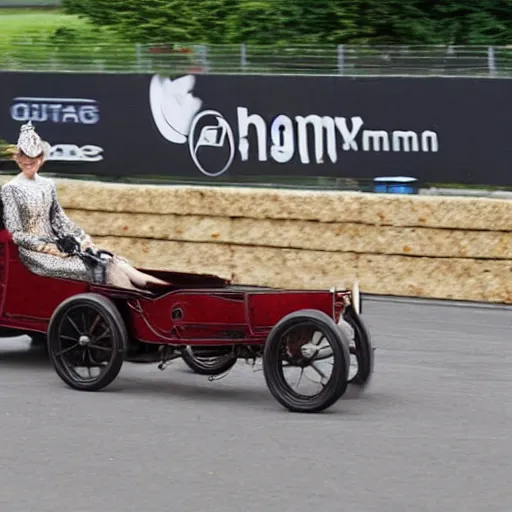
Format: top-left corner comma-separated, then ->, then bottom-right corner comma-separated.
0,225 -> 372,413
0,228 -> 351,346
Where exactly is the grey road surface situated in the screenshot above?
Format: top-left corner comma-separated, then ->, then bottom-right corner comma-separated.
0,298 -> 510,512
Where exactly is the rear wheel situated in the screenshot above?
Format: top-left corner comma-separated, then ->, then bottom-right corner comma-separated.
47,293 -> 127,391
181,346 -> 238,376
343,305 -> 374,387
263,309 -> 350,413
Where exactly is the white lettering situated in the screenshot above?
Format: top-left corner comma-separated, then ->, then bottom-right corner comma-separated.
232,110 -> 438,165
10,98 -> 100,124
78,105 -> 99,124
48,144 -> 103,162
295,115 -> 337,164
363,130 -> 390,151
393,131 -> 419,152
237,107 -> 267,161
335,116 -> 364,151
270,115 -> 294,163
61,106 -> 79,124
422,130 -> 439,152
10,103 -> 29,122
47,104 -> 62,123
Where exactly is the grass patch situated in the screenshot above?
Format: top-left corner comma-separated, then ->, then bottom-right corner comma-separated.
0,7 -> 87,35
0,7 -> 141,72
0,8 -> 200,74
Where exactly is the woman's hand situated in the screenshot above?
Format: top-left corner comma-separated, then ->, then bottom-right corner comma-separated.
80,235 -> 96,252
40,242 -> 70,258
47,248 -> 70,258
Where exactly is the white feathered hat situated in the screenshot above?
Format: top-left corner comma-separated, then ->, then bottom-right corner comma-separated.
16,121 -> 51,160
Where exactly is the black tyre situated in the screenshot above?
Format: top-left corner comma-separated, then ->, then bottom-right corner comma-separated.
47,293 -> 127,391
343,305 -> 374,387
263,309 -> 350,413
181,346 -> 238,376
29,332 -> 49,356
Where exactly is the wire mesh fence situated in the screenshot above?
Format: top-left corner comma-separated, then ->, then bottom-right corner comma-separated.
1,37 -> 512,76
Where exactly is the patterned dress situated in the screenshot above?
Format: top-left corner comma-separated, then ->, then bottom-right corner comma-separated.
1,173 -> 118,284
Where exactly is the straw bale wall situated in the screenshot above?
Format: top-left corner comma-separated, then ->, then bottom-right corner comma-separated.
2,177 -> 511,303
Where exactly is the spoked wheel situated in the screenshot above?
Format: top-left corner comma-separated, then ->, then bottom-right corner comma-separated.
342,304 -> 374,387
263,309 -> 350,413
47,294 -> 128,391
182,346 -> 238,376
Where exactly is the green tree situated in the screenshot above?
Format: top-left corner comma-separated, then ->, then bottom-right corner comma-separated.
429,0 -> 512,45
63,0 -> 203,43
61,0 -> 512,46
62,0 -> 122,27
353,0 -> 435,44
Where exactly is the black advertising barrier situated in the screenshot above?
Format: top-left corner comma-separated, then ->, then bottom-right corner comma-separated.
0,71 -> 511,186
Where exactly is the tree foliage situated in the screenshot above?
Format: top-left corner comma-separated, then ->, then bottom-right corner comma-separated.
61,0 -> 512,45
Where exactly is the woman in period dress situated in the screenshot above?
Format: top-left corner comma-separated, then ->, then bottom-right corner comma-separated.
0,121 -> 169,291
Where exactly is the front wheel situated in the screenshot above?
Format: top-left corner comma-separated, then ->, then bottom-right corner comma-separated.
47,293 -> 127,391
263,309 -> 350,413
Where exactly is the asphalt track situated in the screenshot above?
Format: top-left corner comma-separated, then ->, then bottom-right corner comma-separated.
0,297 -> 510,512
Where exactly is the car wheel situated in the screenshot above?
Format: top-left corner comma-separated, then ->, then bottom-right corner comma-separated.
263,309 -> 350,413
47,293 -> 127,391
181,346 -> 238,376
343,305 -> 374,387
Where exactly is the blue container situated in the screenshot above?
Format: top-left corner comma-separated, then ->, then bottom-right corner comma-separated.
373,176 -> 418,194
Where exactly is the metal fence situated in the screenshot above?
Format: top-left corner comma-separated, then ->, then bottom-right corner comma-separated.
1,40 -> 512,76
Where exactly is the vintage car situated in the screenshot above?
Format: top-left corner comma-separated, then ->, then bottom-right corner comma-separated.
0,222 -> 374,413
